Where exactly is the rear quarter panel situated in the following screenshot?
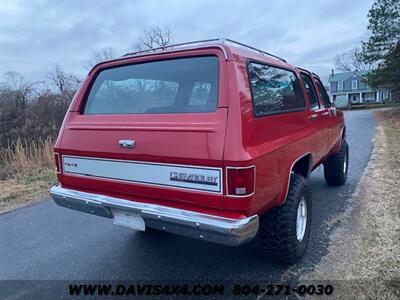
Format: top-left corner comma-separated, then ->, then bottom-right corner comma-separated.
223,59 -> 320,216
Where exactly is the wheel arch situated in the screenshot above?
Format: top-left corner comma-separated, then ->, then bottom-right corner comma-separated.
291,153 -> 313,179
331,126 -> 347,155
342,126 -> 346,140
276,153 -> 312,207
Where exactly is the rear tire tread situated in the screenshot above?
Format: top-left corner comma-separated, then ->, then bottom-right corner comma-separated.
259,174 -> 311,264
324,140 -> 349,186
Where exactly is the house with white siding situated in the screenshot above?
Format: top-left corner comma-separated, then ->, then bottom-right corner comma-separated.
328,70 -> 391,107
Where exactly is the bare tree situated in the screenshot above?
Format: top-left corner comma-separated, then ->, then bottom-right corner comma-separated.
47,64 -> 80,98
3,72 -> 38,109
4,72 -> 34,92
83,47 -> 117,70
335,48 -> 374,72
133,26 -> 174,51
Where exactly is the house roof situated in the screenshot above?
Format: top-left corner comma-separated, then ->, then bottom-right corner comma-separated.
328,70 -> 368,82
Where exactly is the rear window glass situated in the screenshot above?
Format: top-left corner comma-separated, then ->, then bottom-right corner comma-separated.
248,62 -> 305,116
83,56 -> 218,114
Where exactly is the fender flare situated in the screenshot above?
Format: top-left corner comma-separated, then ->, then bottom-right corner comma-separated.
332,126 -> 346,154
277,152 -> 312,206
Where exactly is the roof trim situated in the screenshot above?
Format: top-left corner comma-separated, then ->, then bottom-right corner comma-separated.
329,70 -> 369,82
122,38 -> 287,63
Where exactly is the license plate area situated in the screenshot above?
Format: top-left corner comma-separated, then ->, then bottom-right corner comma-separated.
112,209 -> 146,231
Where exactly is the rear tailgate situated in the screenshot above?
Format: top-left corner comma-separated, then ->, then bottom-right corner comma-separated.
57,53 -> 228,209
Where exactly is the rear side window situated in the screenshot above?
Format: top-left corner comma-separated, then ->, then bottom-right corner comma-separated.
248,62 -> 305,117
301,73 -> 320,110
315,79 -> 331,108
83,56 -> 218,114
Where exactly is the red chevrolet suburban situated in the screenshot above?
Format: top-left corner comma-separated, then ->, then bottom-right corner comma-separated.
50,39 -> 348,263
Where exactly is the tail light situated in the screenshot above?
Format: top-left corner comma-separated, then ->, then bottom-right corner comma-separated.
226,166 -> 255,196
54,153 -> 61,173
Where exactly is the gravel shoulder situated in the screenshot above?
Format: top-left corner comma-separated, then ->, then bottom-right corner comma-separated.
302,110 -> 400,298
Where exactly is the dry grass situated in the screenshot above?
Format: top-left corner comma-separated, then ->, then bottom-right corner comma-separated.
0,138 -> 56,213
376,107 -> 400,129
301,108 -> 400,299
0,138 -> 54,179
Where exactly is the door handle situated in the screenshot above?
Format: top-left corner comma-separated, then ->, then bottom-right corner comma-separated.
322,112 -> 330,117
119,140 -> 136,148
309,114 -> 318,120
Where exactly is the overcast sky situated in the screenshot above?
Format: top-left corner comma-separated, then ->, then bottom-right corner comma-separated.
0,0 -> 374,83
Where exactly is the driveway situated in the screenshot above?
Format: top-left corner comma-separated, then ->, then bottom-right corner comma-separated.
0,110 -> 375,283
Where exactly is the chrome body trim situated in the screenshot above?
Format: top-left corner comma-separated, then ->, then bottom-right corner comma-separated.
331,106 -> 337,117
50,185 -> 259,246
118,140 -> 136,148
61,155 -> 223,195
283,152 -> 312,202
336,127 -> 345,152
54,153 -> 61,174
225,165 -> 256,198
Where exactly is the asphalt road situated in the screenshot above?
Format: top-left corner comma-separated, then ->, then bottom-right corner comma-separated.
0,110 -> 375,285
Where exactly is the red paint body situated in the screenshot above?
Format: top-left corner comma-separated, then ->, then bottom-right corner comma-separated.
54,44 -> 345,220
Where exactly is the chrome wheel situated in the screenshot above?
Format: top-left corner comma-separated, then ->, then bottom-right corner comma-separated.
296,197 -> 307,241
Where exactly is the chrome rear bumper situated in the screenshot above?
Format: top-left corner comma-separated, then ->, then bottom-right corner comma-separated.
49,185 -> 259,246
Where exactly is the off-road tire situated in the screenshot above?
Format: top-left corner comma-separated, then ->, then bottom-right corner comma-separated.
259,174 -> 312,264
324,140 -> 349,186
